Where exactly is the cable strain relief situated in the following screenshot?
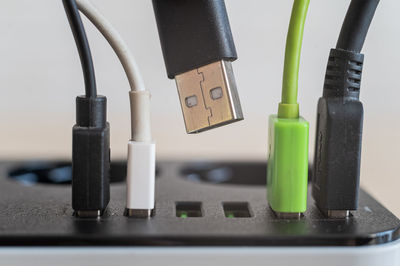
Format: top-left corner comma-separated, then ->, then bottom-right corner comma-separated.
278,102 -> 299,119
323,48 -> 364,100
76,95 -> 107,127
129,90 -> 152,142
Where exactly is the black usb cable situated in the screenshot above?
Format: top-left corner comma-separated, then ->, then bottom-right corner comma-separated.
152,0 -> 243,133
62,0 -> 110,218
312,0 -> 379,218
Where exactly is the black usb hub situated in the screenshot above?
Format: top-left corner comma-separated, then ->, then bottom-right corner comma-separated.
1,160 -> 399,247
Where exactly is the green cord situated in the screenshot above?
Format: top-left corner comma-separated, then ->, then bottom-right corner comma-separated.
278,0 -> 310,119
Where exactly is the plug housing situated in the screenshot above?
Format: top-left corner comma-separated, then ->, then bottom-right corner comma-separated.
125,140 -> 156,218
152,0 -> 237,78
312,99 -> 363,213
267,115 -> 309,216
312,48 -> 364,217
72,95 -> 110,217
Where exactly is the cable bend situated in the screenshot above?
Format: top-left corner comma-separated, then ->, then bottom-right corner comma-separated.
76,0 -> 151,141
62,0 -> 97,98
336,0 -> 380,53
76,0 -> 146,92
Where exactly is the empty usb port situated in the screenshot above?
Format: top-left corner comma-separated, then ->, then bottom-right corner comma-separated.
223,202 -> 251,218
176,202 -> 203,218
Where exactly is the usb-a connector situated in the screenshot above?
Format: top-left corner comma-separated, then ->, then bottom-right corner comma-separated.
175,60 -> 243,133
153,0 -> 242,133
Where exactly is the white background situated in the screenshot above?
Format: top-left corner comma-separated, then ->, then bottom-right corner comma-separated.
0,0 -> 398,215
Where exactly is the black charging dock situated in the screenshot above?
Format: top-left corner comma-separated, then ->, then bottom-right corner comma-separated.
0,160 -> 399,247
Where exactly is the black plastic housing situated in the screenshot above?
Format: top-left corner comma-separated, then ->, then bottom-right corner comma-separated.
313,48 -> 364,212
72,96 -> 110,214
2,161 -> 400,246
152,0 -> 237,78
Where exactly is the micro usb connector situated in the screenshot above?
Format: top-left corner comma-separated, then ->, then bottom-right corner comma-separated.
152,0 -> 243,133
312,0 -> 379,219
175,60 -> 243,133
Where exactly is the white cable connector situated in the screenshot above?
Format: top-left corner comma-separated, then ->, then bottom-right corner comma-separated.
126,140 -> 156,218
126,90 -> 155,218
76,0 -> 155,218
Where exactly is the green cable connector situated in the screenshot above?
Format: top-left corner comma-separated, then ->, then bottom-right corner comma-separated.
267,0 -> 310,216
267,115 -> 309,213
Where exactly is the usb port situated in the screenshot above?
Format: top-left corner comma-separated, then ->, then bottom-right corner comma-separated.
176,202 -> 203,218
175,60 -> 243,133
223,202 -> 251,218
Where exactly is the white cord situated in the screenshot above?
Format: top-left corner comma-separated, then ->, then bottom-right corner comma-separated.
76,0 -> 145,92
76,0 -> 151,141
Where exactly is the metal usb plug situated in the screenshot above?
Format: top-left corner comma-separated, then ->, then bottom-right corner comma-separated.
175,60 -> 243,134
153,1 -> 242,133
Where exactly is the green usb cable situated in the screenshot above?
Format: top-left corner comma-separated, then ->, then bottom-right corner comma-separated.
267,0 -> 310,218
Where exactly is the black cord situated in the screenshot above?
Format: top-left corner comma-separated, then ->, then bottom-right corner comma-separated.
312,0 -> 380,217
336,0 -> 380,53
63,0 -> 110,216
62,0 -> 97,98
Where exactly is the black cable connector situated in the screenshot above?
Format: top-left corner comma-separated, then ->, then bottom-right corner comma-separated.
72,96 -> 110,218
312,0 -> 379,218
152,0 -> 237,78
312,49 -> 364,218
152,0 -> 243,133
63,0 -> 110,218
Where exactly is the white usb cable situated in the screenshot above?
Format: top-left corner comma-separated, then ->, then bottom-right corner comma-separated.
76,0 -> 155,217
